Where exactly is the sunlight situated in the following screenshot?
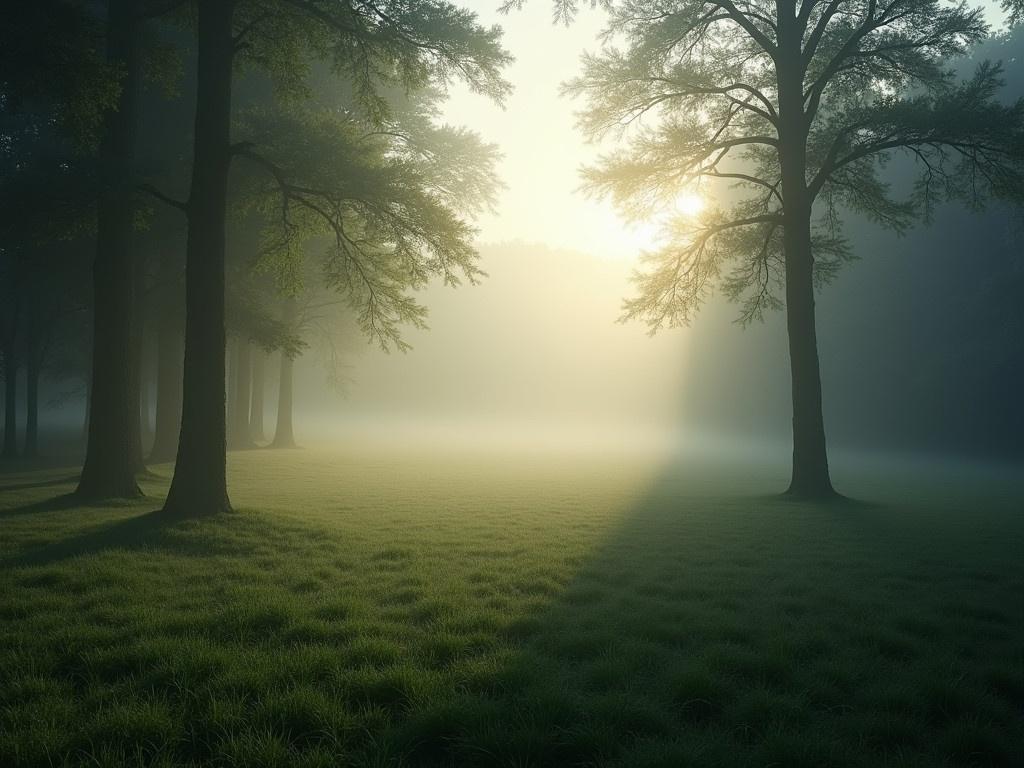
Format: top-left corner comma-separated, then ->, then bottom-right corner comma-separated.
625,219 -> 663,253
674,191 -> 705,217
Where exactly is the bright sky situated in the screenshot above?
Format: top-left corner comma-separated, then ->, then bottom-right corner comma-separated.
441,2 -> 642,260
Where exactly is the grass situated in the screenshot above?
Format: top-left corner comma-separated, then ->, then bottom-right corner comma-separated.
0,443 -> 1021,767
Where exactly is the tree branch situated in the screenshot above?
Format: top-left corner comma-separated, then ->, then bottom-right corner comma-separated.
137,183 -> 188,213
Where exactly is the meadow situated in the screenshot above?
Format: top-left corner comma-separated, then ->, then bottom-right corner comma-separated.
1,444 -> 1021,767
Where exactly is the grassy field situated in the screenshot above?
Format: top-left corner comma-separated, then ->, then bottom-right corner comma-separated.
1,444 -> 1021,767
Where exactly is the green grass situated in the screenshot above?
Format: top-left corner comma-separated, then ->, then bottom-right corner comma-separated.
1,445 -> 1021,767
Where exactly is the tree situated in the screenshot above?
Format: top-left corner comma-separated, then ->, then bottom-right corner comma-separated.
564,0 -> 1024,497
1,2 -> 115,463
0,102 -> 94,461
159,0 -> 510,516
76,0 -> 145,500
1,1 -> 118,146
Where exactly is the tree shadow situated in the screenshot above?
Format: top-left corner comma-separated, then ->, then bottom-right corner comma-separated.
393,463 -> 1023,767
1,505 -> 190,568
0,492 -> 85,518
0,474 -> 82,493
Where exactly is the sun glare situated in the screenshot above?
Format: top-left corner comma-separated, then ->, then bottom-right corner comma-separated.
675,192 -> 705,217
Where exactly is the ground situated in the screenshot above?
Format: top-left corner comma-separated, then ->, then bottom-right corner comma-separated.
1,444 -> 1022,767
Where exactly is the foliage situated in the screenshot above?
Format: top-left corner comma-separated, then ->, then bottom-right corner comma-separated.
564,0 -> 1024,329
500,0 -> 612,25
0,2 -> 120,147
236,97 -> 501,351
229,0 -> 512,117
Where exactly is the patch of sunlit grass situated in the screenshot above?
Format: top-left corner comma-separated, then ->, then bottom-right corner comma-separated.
0,446 -> 1021,766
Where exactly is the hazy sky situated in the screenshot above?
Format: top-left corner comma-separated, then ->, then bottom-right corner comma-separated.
441,2 -> 641,260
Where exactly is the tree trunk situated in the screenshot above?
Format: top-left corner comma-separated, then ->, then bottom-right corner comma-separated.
2,345 -> 17,460
271,351 -> 296,448
249,348 -> 265,443
782,220 -> 833,497
139,336 -> 152,446
776,31 -> 835,499
163,0 -> 234,515
77,0 -> 142,500
81,366 -> 91,441
127,255 -> 148,474
24,310 -> 39,459
149,312 -> 183,463
229,339 -> 254,449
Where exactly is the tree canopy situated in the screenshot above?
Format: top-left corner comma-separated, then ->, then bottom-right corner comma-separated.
566,0 -> 1024,328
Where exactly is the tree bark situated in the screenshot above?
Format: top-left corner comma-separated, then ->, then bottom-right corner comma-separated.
81,365 -> 91,442
2,344 -> 17,460
782,217 -> 833,497
139,334 -> 152,446
127,253 -> 148,474
271,351 -> 296,448
163,0 -> 235,515
149,311 -> 183,463
776,25 -> 835,499
229,338 -> 254,449
24,308 -> 39,459
77,0 -> 142,500
249,348 -> 265,443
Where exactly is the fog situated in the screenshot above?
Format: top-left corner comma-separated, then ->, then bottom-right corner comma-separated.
276,3 -> 1023,466
288,241 -> 691,455
12,0 -> 1023,474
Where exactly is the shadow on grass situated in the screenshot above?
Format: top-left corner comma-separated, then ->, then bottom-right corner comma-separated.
391,469 -> 1023,767
0,475 -> 82,494
1,506 -> 188,568
0,492 -> 86,519
1,456 -> 1020,768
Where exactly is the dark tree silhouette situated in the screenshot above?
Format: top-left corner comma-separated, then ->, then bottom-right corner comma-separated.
564,0 -> 1024,497
158,0 -> 510,515
0,101 -> 94,462
77,0 -> 143,500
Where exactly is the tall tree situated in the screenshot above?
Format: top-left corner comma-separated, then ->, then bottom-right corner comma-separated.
565,0 -> 1024,497
148,246 -> 185,463
160,0 -> 510,515
77,0 -> 144,499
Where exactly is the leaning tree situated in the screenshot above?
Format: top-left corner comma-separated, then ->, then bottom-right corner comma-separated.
562,0 -> 1024,497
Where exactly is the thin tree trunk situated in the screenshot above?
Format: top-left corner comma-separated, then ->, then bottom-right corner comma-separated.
226,338 -> 237,435
2,345 -> 17,460
149,313 -> 183,463
81,366 -> 91,442
24,309 -> 39,459
163,0 -> 234,515
139,336 -> 152,445
249,348 -> 265,443
127,256 -> 148,474
229,338 -> 254,449
77,0 -> 141,500
776,31 -> 835,499
271,351 -> 296,448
